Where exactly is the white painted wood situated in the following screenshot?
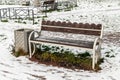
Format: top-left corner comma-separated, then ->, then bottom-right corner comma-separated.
30,40 -> 93,50
28,30 -> 40,58
100,25 -> 104,38
92,37 -> 102,70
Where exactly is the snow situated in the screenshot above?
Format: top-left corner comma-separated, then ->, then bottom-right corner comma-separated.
0,5 -> 23,8
0,0 -> 120,80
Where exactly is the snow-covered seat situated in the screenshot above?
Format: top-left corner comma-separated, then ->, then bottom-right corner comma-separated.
28,20 -> 103,70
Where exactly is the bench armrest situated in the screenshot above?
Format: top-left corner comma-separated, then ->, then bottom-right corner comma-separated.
93,37 -> 102,49
28,30 -> 41,40
28,30 -> 41,58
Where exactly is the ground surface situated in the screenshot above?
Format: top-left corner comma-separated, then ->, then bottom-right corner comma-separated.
0,0 -> 120,80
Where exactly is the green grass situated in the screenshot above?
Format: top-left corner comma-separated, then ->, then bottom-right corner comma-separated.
33,45 -> 103,71
12,45 -> 103,71
34,22 -> 38,24
23,21 -> 26,24
1,19 -> 8,22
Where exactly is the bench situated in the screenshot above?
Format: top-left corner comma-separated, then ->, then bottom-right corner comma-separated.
28,20 -> 103,69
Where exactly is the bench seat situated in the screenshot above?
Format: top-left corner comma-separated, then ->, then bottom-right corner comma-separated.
32,36 -> 94,49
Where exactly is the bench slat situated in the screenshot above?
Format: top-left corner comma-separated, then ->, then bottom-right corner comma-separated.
42,25 -> 101,31
34,37 -> 94,49
41,25 -> 101,36
42,21 -> 102,30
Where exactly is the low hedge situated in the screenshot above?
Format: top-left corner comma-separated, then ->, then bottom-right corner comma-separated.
32,46 -> 103,71
12,45 -> 103,71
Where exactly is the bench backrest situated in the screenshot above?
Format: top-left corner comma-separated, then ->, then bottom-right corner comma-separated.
41,21 -> 103,37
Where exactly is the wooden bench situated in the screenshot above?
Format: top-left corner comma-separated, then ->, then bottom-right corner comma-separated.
28,20 -> 103,69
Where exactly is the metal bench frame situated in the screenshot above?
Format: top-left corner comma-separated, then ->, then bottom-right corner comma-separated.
28,21 -> 103,70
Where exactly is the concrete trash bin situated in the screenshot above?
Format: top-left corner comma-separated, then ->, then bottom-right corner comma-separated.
14,29 -> 33,53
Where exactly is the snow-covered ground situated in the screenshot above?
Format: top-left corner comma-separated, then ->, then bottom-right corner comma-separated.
0,0 -> 120,80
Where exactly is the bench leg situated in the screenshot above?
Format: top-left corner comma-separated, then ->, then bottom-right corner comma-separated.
28,42 -> 36,58
92,38 -> 102,70
92,44 -> 101,70
29,41 -> 32,58
92,50 -> 96,70
93,45 -> 101,69
95,44 -> 101,63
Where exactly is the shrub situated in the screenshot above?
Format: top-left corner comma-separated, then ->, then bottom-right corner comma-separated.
12,44 -> 102,70
41,52 -> 50,61
62,51 -> 76,64
42,9 -> 54,13
40,52 -> 58,63
23,21 -> 26,24
37,16 -> 41,18
97,58 -> 104,65
34,22 -> 38,24
41,45 -> 51,52
50,53 -> 58,62
79,58 -> 92,70
110,55 -> 115,58
34,46 -> 102,70
15,20 -> 22,23
29,17 -> 33,20
106,54 -> 110,57
14,21 -> 18,23
77,51 -> 91,58
1,19 -> 8,22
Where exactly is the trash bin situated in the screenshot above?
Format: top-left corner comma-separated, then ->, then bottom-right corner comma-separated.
14,29 -> 33,53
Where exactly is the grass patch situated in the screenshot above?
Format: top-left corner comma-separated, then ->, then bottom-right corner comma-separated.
34,22 -> 38,24
1,19 -> 8,22
42,9 -> 55,13
11,45 -> 103,71
31,45 -> 102,71
11,46 -> 28,57
14,20 -> 22,23
37,16 -> 41,18
23,21 -> 26,24
28,17 -> 34,20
